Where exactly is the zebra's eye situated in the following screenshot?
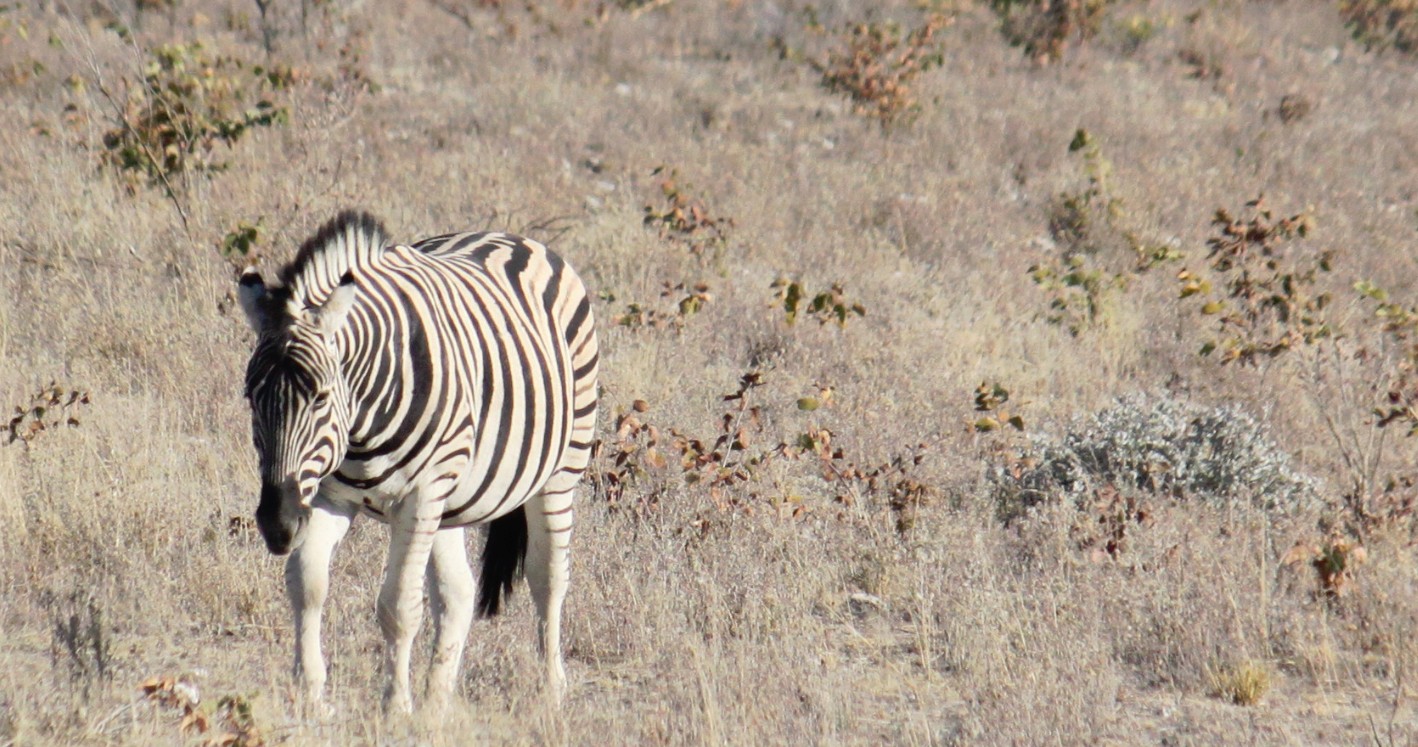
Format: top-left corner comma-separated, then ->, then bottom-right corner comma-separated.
313,390 -> 331,408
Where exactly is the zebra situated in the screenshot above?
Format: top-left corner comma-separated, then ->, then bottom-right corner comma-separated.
236,211 -> 598,711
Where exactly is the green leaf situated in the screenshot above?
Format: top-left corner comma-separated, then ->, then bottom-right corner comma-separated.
1069,128 -> 1092,152
1355,279 -> 1386,301
797,397 -> 820,411
782,282 -> 802,325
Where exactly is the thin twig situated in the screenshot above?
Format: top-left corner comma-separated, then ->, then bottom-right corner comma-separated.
80,45 -> 193,239
269,153 -> 347,245
519,213 -> 577,246
626,0 -> 674,20
427,0 -> 478,31
86,701 -> 137,737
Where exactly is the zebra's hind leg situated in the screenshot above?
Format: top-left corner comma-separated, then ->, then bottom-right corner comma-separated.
286,498 -> 355,706
377,496 -> 442,714
524,474 -> 576,701
425,527 -> 474,705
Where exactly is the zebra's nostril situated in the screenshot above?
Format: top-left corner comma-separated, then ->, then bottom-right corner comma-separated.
255,514 -> 290,554
262,529 -> 293,555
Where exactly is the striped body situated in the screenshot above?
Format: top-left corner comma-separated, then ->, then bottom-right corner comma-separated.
316,232 -> 597,526
238,212 -> 597,710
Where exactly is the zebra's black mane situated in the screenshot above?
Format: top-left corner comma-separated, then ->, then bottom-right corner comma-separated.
270,210 -> 389,313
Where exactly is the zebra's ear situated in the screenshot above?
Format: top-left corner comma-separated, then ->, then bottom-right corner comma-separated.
315,275 -> 358,336
237,269 -> 271,333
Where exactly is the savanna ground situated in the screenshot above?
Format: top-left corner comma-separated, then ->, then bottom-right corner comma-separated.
2,0 -> 1417,744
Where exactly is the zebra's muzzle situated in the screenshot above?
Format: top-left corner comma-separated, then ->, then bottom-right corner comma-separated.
255,480 -> 308,555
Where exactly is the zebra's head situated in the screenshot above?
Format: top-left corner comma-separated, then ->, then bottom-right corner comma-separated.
238,268 -> 358,555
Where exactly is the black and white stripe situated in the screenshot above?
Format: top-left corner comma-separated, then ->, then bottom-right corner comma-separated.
238,211 -> 598,710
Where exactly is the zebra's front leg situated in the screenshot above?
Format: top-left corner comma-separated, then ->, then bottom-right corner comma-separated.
425,527 -> 475,704
286,498 -> 355,705
377,495 -> 441,714
525,481 -> 575,700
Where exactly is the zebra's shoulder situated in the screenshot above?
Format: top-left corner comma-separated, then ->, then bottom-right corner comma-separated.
277,211 -> 390,310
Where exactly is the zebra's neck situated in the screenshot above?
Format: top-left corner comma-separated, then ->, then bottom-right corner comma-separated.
336,295 -> 416,451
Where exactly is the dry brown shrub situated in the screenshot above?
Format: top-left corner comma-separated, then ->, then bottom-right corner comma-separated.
812,15 -> 951,126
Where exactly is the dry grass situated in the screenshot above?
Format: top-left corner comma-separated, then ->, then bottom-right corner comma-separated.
3,0 -> 1418,744
1207,659 -> 1272,706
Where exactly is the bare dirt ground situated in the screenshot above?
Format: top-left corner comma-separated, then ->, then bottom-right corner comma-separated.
2,0 -> 1417,744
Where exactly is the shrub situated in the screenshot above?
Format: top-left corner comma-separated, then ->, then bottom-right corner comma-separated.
1179,197 -> 1333,366
1282,534 -> 1368,600
141,675 -> 265,746
770,278 -> 866,327
6,382 -> 91,446
972,381 -> 1026,433
1357,280 -> 1418,436
811,15 -> 950,126
610,281 -> 713,333
1114,13 -> 1161,54
1029,129 -> 1176,336
991,0 -> 1115,63
219,219 -> 263,264
1048,129 -> 1121,255
643,166 -> 733,261
99,43 -> 292,193
1028,253 -> 1125,336
1340,0 -> 1418,55
989,392 -> 1324,520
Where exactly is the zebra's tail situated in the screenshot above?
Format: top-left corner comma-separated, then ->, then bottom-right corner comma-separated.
476,505 -> 528,617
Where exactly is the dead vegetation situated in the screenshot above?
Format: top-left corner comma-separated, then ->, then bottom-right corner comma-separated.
2,0 -> 1418,744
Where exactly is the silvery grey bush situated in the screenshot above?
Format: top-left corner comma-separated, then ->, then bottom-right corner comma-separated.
991,392 -> 1324,520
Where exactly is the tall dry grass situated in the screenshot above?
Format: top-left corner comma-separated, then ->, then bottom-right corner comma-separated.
2,0 -> 1417,744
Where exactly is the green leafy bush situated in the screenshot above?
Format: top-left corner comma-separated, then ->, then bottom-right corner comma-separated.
219,219 -> 263,261
770,278 -> 866,327
610,281 -> 712,333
